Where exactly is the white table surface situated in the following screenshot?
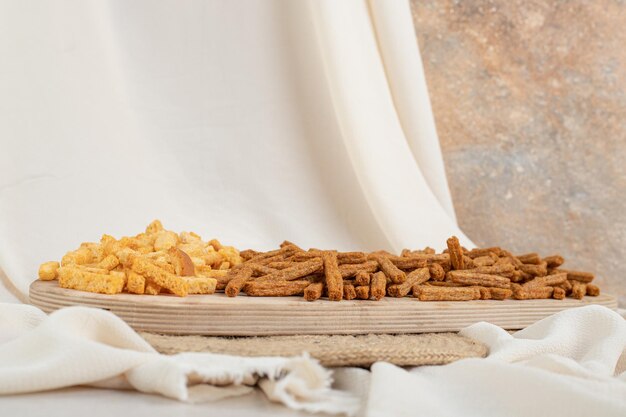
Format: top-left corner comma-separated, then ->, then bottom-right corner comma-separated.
0,367 -> 370,417
0,387 -> 325,417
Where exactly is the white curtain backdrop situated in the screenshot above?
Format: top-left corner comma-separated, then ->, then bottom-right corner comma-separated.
0,0 -> 470,303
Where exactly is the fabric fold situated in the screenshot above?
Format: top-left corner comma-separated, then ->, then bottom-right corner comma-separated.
0,304 -> 359,415
367,0 -> 457,223
309,0 -> 472,252
366,305 -> 626,417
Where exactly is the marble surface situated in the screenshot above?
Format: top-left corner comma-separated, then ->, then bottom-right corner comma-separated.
411,0 -> 626,305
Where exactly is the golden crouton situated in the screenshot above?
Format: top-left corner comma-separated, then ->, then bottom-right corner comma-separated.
126,271 -> 146,294
144,279 -> 162,295
145,219 -> 163,235
96,254 -> 120,271
58,266 -> 124,294
185,277 -> 217,294
131,257 -> 189,297
61,247 -> 92,266
153,230 -> 179,252
39,261 -> 60,281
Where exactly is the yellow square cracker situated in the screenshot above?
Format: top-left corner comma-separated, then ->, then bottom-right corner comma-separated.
184,277 -> 217,294
96,254 -> 120,271
126,271 -> 146,294
58,266 -> 125,295
39,261 -> 60,281
61,247 -> 93,266
144,279 -> 162,295
131,257 -> 189,297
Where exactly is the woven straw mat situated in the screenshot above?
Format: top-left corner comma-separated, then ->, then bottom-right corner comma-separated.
140,332 -> 488,367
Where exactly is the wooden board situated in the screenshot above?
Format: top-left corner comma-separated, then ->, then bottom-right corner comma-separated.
30,280 -> 618,336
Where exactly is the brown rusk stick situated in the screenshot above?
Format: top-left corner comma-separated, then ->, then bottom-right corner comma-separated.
586,284 -> 600,296
291,250 -> 367,265
343,283 -> 357,300
512,284 -> 553,300
467,264 -> 515,276
355,285 -> 370,299
554,269 -> 595,283
256,258 -> 323,282
522,272 -> 567,289
248,263 -> 278,277
370,254 -> 406,284
485,287 -> 513,300
224,265 -> 253,297
428,263 -> 446,281
339,260 -> 378,278
472,256 -> 496,267
571,281 -> 587,299
387,267 -> 430,297
466,247 -> 503,258
266,261 -> 293,270
243,280 -> 310,296
355,271 -> 371,286
543,255 -> 564,268
413,285 -> 479,301
304,282 -> 324,301
517,253 -> 541,264
519,262 -> 548,277
446,236 -> 464,270
446,271 -> 511,289
322,251 -> 343,301
552,287 -> 566,300
370,271 -> 387,300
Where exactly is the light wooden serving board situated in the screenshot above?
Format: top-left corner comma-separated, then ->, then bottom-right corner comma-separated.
30,280 -> 618,336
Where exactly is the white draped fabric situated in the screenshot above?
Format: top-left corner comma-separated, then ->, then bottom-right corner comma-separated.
1,3 -> 626,417
0,0 -> 469,303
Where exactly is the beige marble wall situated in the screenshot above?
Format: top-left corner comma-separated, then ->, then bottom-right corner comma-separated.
410,0 -> 626,305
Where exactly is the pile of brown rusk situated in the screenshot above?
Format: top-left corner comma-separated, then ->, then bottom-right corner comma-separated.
38,220 -> 600,301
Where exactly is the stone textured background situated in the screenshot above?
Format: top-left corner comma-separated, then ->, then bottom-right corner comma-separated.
410,0 -> 626,305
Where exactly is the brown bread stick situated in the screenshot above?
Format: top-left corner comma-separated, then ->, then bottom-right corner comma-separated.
338,252 -> 367,264
243,280 -> 310,296
522,272 -> 567,289
552,287 -> 566,300
586,284 -> 600,296
225,266 -> 253,297
543,255 -> 565,268
370,271 -> 387,300
446,236 -> 465,270
256,258 -> 323,282
466,247 -> 503,258
429,263 -> 446,281
560,269 -> 595,283
355,271 -> 371,286
343,283 -> 357,300
322,251 -> 343,301
304,282 -> 324,301
339,260 -> 378,278
571,281 -> 587,299
370,254 -> 406,284
266,261 -> 293,270
387,267 -> 430,297
446,271 -> 511,289
472,256 -> 496,267
487,287 -> 513,300
519,262 -> 548,277
413,285 -> 479,301
517,253 -> 541,264
355,285 -> 370,299
249,263 -> 278,277
512,284 -> 554,300
467,264 -> 515,276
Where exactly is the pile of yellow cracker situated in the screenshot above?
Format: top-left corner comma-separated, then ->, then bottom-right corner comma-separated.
38,220 -> 242,297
